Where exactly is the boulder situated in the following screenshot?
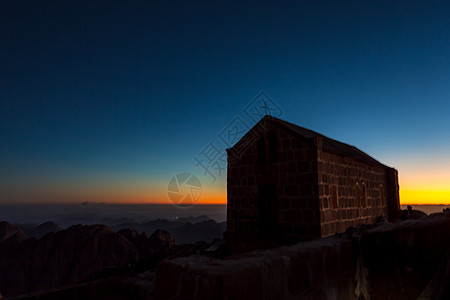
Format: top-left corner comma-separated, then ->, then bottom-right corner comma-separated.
0,221 -> 27,243
149,229 -> 176,252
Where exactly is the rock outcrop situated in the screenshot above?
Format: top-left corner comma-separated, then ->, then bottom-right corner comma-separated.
20,221 -> 62,239
0,221 -> 27,243
156,237 -> 355,299
113,218 -> 226,244
400,205 -> 428,220
155,214 -> 450,300
0,222 -> 175,298
148,229 -> 176,252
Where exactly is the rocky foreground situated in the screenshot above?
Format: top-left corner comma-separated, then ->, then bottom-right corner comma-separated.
1,209 -> 448,299
156,211 -> 450,300
0,219 -> 225,299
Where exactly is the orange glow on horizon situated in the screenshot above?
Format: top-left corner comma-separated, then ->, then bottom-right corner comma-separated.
400,190 -> 450,205
4,167 -> 450,206
396,157 -> 450,205
5,188 -> 450,205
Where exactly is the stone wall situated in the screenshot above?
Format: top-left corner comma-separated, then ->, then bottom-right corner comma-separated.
155,237 -> 355,300
155,214 -> 450,300
317,143 -> 389,237
359,214 -> 450,299
385,167 -> 400,220
227,118 -> 399,243
227,120 -> 320,244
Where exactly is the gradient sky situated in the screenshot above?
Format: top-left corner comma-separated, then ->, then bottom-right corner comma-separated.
1,0 -> 450,205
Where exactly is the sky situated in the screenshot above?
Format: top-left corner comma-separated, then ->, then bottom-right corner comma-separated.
1,0 -> 450,205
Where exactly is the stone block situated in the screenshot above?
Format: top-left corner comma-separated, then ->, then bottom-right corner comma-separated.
304,210 -> 315,224
288,253 -> 310,293
307,198 -> 317,209
300,185 -> 312,196
297,161 -> 310,172
285,185 -> 298,196
282,138 -> 291,150
278,151 -> 287,162
278,197 -> 290,209
291,198 -> 307,209
155,260 -> 186,299
281,222 -> 293,232
285,210 -> 302,222
295,150 -> 306,161
288,162 -> 296,172
307,249 -> 325,286
322,245 -> 339,280
323,198 -> 329,209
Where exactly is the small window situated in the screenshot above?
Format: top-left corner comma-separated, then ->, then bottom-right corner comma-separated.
356,182 -> 360,206
362,182 -> 367,207
269,134 -> 277,163
258,137 -> 266,165
331,186 -> 338,209
380,184 -> 384,206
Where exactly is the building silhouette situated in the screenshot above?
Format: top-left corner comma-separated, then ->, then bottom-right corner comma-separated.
226,116 -> 400,245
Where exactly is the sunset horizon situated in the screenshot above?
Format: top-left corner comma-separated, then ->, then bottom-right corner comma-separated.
2,2 -> 450,297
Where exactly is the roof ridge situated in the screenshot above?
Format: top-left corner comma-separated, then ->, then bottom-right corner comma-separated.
261,115 -> 385,167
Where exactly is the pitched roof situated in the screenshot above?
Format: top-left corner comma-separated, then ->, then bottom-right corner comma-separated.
232,115 -> 386,167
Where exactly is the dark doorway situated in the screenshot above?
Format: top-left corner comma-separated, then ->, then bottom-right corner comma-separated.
258,137 -> 266,165
258,184 -> 277,237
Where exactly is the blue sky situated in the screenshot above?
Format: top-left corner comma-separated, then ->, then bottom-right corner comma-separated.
1,1 -> 450,204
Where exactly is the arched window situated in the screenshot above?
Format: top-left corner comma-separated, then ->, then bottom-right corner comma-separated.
380,184 -> 384,206
269,134 -> 277,163
362,182 -> 367,207
331,185 -> 338,209
356,182 -> 361,207
258,137 -> 266,165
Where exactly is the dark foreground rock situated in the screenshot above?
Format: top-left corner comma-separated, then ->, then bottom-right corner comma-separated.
0,221 -> 27,244
19,221 -> 62,239
13,239 -> 223,300
4,213 -> 449,299
113,219 -> 226,244
155,214 -> 450,300
0,222 -> 175,298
